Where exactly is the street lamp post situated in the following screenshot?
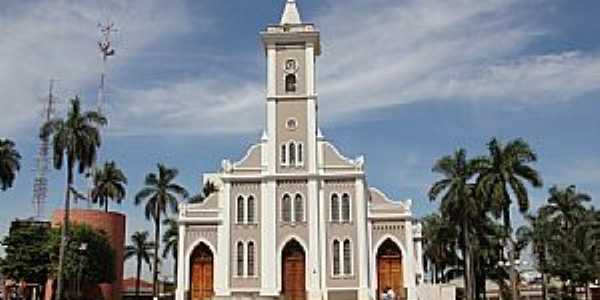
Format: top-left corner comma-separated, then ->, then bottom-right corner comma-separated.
77,243 -> 88,299
498,259 -> 528,298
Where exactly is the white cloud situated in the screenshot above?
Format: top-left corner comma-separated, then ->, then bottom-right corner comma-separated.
0,0 -> 194,136
317,0 -> 600,121
2,0 -> 599,136
109,77 -> 264,135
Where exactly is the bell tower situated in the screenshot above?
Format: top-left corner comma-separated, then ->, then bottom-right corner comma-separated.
261,0 -> 321,175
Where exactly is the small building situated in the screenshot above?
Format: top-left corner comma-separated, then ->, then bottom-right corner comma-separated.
176,1 -> 424,300
48,209 -> 126,300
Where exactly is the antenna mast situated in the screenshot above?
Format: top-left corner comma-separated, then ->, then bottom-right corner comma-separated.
32,79 -> 55,219
86,20 -> 117,205
97,20 -> 117,113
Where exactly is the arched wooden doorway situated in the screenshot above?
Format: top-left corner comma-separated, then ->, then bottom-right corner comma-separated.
190,243 -> 214,300
377,239 -> 404,300
281,240 -> 306,300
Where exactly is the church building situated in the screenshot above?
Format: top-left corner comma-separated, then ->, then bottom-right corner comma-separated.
176,1 -> 424,299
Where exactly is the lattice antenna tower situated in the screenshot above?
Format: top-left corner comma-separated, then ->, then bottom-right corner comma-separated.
32,79 -> 55,219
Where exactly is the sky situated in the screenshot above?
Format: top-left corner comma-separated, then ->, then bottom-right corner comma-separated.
1,0 -> 599,281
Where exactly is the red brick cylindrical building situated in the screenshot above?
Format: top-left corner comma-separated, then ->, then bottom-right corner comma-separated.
51,209 -> 126,300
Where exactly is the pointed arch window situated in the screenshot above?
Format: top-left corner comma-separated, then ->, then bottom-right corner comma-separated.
236,195 -> 245,224
247,195 -> 256,224
282,194 -> 292,222
331,193 -> 340,222
236,241 -> 244,277
285,74 -> 297,92
341,193 -> 351,222
247,241 -> 255,277
294,194 -> 304,222
343,239 -> 352,275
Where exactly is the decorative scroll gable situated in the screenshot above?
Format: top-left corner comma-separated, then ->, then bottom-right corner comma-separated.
321,141 -> 364,171
221,143 -> 263,175
368,187 -> 411,218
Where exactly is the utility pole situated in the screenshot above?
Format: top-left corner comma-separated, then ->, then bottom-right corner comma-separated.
32,79 -> 55,219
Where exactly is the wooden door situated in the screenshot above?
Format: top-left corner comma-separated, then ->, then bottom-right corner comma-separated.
282,241 -> 306,300
190,244 -> 214,300
377,239 -> 403,300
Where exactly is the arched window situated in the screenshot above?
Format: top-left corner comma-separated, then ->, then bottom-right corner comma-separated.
342,193 -> 351,222
247,195 -> 256,224
333,239 -> 341,276
343,239 -> 352,275
282,194 -> 292,222
237,241 -> 244,277
281,144 -> 287,165
285,74 -> 296,92
236,195 -> 244,224
247,241 -> 255,276
297,143 -> 303,165
331,193 -> 340,222
294,194 -> 303,222
289,142 -> 296,165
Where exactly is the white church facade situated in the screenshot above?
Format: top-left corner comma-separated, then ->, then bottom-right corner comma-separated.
176,1 -> 424,299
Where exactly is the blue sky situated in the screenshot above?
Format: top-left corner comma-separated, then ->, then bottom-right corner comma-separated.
1,0 -> 599,280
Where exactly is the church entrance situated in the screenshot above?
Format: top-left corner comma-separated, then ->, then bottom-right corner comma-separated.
377,239 -> 404,300
282,240 -> 306,300
190,243 -> 214,300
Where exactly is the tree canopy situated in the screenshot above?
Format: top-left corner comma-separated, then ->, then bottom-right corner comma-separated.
0,138 -> 21,191
47,223 -> 115,285
0,223 -> 51,284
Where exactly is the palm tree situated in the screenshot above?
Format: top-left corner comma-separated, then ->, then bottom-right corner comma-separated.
476,138 -> 543,300
473,217 -> 507,300
0,138 -> 21,191
545,208 -> 599,299
571,209 -> 600,300
429,149 -> 482,300
516,213 -> 557,300
91,161 -> 128,212
539,185 -> 591,233
162,218 -> 178,282
40,96 -> 106,300
539,186 -> 593,298
135,164 -> 188,298
422,213 -> 458,283
125,231 -> 155,297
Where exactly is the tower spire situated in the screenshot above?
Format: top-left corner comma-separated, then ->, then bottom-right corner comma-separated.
280,0 -> 302,25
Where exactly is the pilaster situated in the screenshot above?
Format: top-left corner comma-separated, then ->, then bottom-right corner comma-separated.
318,181 -> 328,300
215,183 -> 230,296
176,223 -> 186,300
260,180 -> 278,296
307,179 -> 322,299
405,220 -> 416,300
266,45 -> 278,175
356,178 -> 370,291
